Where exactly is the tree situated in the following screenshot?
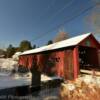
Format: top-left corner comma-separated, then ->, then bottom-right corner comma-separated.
6,44 -> 16,58
0,49 -> 6,58
47,40 -> 53,45
33,44 -> 36,49
18,40 -> 32,52
53,31 -> 69,43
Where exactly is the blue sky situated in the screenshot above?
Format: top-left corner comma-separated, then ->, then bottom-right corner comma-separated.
0,0 -> 98,48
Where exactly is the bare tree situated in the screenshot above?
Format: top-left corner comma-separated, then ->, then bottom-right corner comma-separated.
53,31 -> 69,43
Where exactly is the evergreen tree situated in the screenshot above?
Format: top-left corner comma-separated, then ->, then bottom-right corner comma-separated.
47,40 -> 53,45
33,44 -> 36,49
6,44 -> 16,58
18,40 -> 32,52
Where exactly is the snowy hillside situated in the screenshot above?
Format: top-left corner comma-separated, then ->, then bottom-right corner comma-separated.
0,58 -> 18,76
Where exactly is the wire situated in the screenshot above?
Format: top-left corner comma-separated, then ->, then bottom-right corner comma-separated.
30,3 -> 98,42
35,0 -> 75,26
35,0 -> 57,22
43,0 -> 75,21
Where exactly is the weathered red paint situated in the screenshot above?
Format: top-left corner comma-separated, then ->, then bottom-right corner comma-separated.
73,47 -> 79,79
98,50 -> 100,66
18,34 -> 100,80
63,50 -> 74,80
79,35 -> 100,49
19,56 -> 26,66
39,51 -> 65,77
54,51 -> 65,77
27,55 -> 34,68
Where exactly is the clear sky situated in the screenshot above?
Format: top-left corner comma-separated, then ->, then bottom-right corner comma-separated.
0,0 -> 99,48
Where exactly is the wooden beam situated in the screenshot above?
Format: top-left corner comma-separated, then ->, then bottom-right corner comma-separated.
73,47 -> 79,79
80,69 -> 100,76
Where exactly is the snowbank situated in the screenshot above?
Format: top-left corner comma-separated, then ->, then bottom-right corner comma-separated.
0,58 -> 18,76
41,74 -> 62,82
0,58 -> 18,69
12,52 -> 22,61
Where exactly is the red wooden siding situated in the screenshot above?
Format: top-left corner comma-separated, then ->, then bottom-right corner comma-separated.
19,56 -> 28,67
19,55 -> 36,68
41,51 -> 63,76
79,35 -> 100,49
27,55 -> 34,68
36,54 -> 45,72
19,46 -> 99,80
98,50 -> 100,66
73,47 -> 79,79
64,50 -> 74,80
19,49 -> 75,80
54,51 -> 65,78
40,50 -> 74,79
18,34 -> 100,80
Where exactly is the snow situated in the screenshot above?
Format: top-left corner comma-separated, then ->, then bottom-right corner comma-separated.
62,83 -> 76,91
60,75 -> 100,100
0,58 -> 18,77
61,75 -> 100,92
0,58 -> 63,90
21,33 -> 91,55
0,58 -> 31,90
0,72 -> 62,90
41,74 -> 62,82
12,52 -> 22,60
80,75 -> 100,86
80,69 -> 100,76
0,75 -> 31,90
0,58 -> 18,69
0,74 -> 62,90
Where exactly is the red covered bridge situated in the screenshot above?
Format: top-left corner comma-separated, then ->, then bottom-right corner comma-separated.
19,33 -> 100,80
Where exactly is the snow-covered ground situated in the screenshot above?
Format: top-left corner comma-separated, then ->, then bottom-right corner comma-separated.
0,58 -> 18,70
12,52 -> 22,61
0,73 -> 63,90
0,57 -> 100,100
0,75 -> 31,90
0,58 -> 18,76
0,58 -> 63,90
0,52 -> 21,72
62,75 -> 100,92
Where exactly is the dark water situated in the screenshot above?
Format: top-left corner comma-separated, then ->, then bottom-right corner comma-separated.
0,79 -> 62,100
0,87 -> 60,100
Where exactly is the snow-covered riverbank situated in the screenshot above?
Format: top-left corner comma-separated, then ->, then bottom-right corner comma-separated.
0,58 -> 18,70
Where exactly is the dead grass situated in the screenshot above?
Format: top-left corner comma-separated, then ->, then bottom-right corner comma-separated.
59,79 -> 100,100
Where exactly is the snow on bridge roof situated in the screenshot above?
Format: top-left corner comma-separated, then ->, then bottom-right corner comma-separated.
21,33 -> 91,55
